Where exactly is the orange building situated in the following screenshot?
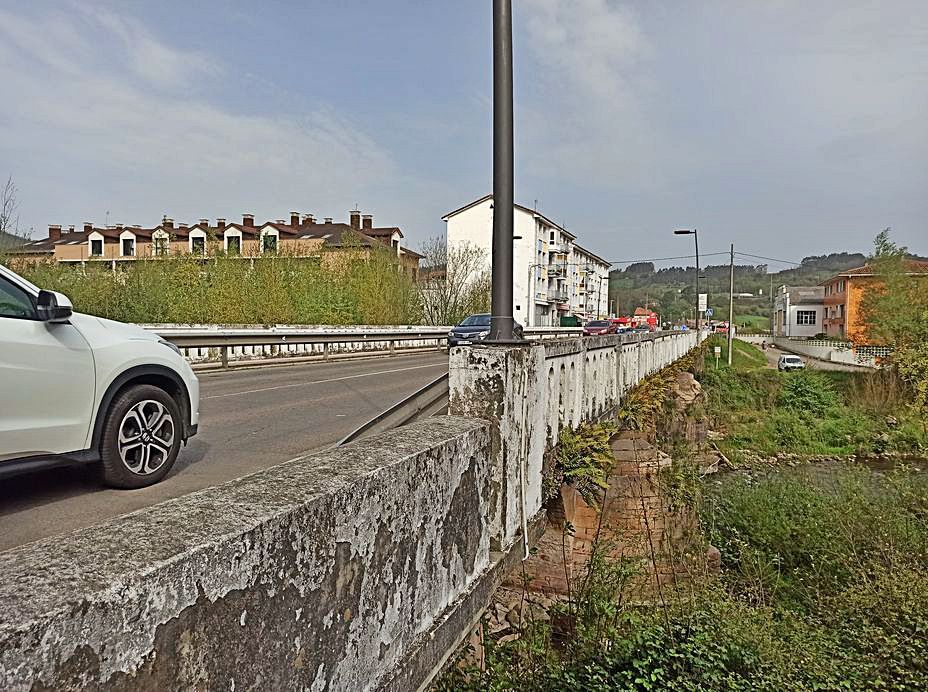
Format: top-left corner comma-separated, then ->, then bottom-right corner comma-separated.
822,260 -> 928,342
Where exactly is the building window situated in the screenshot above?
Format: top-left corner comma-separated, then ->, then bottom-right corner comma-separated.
153,235 -> 168,256
191,236 -> 205,254
90,239 -> 103,256
262,233 -> 278,253
121,238 -> 135,257
796,310 -> 816,325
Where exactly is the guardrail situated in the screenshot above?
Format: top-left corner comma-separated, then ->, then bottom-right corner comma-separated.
152,325 -> 585,368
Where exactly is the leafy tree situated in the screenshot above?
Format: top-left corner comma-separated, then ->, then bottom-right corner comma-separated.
859,229 -> 928,422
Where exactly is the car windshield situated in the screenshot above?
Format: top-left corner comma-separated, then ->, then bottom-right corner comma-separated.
785,357 -> 802,363
587,321 -> 609,327
459,314 -> 491,327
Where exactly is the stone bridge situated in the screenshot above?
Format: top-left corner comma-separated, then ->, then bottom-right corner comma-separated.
0,331 -> 700,691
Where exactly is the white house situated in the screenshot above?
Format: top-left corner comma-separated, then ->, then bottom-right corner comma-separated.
442,195 -> 611,327
774,285 -> 825,337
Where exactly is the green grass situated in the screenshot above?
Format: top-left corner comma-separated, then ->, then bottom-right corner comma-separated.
698,336 -> 927,460
735,314 -> 771,332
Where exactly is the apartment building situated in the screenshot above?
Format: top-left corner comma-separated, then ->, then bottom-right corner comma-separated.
442,195 -> 611,326
821,260 -> 928,341
11,210 -> 422,276
773,285 -> 825,338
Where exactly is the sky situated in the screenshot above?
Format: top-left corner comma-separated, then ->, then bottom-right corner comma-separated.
1,0 -> 926,270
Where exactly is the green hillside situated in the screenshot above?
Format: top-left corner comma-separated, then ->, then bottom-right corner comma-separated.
608,251 -> 869,330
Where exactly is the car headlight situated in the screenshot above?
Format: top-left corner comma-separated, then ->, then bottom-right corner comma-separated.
477,330 -> 490,338
158,338 -> 183,356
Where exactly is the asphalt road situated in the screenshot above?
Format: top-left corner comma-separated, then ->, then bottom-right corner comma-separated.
762,345 -> 864,372
0,352 -> 449,552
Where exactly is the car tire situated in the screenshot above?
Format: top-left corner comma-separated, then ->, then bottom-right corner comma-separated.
99,384 -> 182,489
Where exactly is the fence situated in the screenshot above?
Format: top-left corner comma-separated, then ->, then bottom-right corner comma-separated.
773,337 -> 884,368
149,324 -> 584,368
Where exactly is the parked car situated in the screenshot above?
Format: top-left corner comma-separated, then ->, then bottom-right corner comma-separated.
582,320 -> 617,336
447,313 -> 524,346
0,264 -> 200,487
777,354 -> 806,371
630,325 -> 653,333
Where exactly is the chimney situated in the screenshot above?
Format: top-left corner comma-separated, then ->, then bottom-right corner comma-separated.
349,210 -> 361,230
164,218 -> 174,230
242,213 -> 254,227
362,214 -> 373,230
324,217 -> 333,224
48,224 -> 62,241
199,218 -> 209,227
290,211 -> 300,227
303,214 -> 315,225
68,225 -> 75,233
84,222 -> 93,232
217,218 -> 226,229
276,219 -> 286,224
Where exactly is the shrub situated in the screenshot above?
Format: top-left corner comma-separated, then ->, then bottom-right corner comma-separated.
777,370 -> 838,416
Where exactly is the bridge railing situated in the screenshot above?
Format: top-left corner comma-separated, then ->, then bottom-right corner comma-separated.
150,325 -> 584,368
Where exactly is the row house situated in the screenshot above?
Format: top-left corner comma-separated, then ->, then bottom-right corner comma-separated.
11,210 -> 422,277
442,194 -> 611,327
821,260 -> 928,342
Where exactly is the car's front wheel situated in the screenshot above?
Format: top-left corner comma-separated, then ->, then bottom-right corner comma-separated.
99,384 -> 182,489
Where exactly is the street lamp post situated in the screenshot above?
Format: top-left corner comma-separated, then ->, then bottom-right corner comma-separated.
487,0 -> 516,343
674,229 -> 700,332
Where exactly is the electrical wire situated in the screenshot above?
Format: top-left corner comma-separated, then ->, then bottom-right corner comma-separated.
734,251 -> 803,266
607,251 -> 730,265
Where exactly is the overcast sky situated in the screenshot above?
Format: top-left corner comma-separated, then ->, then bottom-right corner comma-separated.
2,1 -> 925,269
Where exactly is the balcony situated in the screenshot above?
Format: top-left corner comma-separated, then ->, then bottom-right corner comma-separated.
548,290 -> 568,302
548,265 -> 566,277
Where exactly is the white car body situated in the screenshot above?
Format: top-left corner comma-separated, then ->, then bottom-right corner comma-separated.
0,264 -> 199,479
777,354 -> 806,371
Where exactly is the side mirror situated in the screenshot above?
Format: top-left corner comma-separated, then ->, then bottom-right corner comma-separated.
36,290 -> 73,323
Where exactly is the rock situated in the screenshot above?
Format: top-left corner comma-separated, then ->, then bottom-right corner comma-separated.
886,416 -> 899,428
505,608 -> 522,628
497,633 -> 521,644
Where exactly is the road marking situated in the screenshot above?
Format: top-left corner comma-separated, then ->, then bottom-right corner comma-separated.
203,362 -> 448,400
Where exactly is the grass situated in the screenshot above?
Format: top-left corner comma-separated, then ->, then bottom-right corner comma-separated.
699,336 -> 927,461
735,314 -> 771,332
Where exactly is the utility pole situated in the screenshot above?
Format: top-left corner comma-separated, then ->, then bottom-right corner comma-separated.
728,243 -> 734,365
487,0 -> 516,343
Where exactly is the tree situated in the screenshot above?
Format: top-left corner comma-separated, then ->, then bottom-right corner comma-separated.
417,237 -> 491,326
859,229 -> 928,421
0,175 -> 27,247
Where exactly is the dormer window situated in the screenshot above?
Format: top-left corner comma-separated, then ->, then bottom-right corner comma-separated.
91,239 -> 103,256
188,229 -> 207,254
119,230 -> 137,257
260,229 -> 279,253
153,231 -> 169,256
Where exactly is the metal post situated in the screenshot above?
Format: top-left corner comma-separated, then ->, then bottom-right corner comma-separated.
694,229 -> 700,334
488,0 -> 516,343
221,345 -> 229,369
728,243 -> 734,365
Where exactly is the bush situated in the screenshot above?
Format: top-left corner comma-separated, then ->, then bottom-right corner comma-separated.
777,370 -> 838,416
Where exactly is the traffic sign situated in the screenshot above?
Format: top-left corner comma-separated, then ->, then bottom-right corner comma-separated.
698,293 -> 708,312
705,307 -> 714,317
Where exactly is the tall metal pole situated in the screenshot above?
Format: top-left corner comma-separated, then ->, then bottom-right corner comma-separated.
694,229 -> 701,333
728,243 -> 734,365
488,0 -> 515,342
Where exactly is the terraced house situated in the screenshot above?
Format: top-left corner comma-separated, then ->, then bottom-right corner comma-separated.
10,210 -> 422,277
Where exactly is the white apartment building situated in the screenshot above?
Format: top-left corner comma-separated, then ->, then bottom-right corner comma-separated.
773,285 -> 825,338
442,195 -> 611,326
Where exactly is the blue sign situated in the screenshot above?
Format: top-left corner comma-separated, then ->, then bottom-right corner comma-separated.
705,308 -> 714,317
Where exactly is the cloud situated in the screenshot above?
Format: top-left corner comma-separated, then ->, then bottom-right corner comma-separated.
0,6 -> 395,233
518,0 -> 686,192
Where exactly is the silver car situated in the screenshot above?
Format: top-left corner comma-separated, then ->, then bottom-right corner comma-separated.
777,354 -> 806,371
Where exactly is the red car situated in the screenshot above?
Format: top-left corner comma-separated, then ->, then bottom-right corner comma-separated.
583,320 -> 617,336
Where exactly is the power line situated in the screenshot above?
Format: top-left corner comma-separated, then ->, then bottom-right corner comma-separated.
608,251 -> 730,266
735,251 -> 803,266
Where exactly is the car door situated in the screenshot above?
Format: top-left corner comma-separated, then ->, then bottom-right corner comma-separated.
0,275 -> 95,461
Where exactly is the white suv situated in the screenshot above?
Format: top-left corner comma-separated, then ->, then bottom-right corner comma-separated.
0,264 -> 199,488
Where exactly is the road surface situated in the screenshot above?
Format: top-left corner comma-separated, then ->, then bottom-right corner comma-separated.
0,352 -> 448,551
762,345 -> 865,372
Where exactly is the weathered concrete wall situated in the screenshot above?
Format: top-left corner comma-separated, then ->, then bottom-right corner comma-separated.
449,331 -> 700,550
0,418 -> 495,692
